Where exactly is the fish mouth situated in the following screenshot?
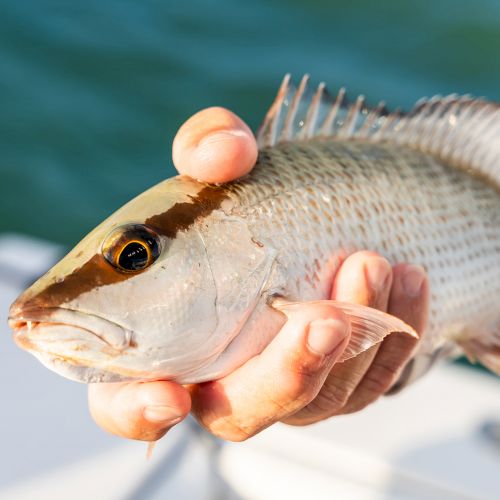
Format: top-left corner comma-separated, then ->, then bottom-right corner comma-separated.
8,307 -> 132,361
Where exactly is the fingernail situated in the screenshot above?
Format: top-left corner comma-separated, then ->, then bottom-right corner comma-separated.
364,257 -> 392,291
402,265 -> 426,297
307,318 -> 349,356
143,406 -> 184,426
198,129 -> 248,148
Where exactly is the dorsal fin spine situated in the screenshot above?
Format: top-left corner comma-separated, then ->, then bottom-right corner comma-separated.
257,75 -> 500,190
427,96 -> 462,155
256,74 -> 291,147
282,74 -> 309,141
302,82 -> 325,139
443,99 -> 477,161
472,108 -> 500,169
459,103 -> 492,162
320,87 -> 346,136
341,95 -> 365,138
357,101 -> 386,138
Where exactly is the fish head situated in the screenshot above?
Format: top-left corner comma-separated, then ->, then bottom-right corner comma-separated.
8,176 -> 236,383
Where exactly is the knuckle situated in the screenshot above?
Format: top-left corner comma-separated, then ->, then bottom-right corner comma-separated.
318,383 -> 351,412
362,355 -> 407,396
302,379 -> 353,417
362,365 -> 396,395
342,363 -> 402,416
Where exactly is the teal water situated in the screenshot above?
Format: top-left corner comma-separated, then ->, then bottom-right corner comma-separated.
2,0 -> 500,246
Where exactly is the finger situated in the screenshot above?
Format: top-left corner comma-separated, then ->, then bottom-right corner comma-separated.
190,303 -> 351,441
339,264 -> 429,414
285,251 -> 392,425
88,381 -> 191,442
172,107 -> 258,183
388,264 -> 429,333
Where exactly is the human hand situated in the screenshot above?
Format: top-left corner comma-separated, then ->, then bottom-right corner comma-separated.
88,107 -> 429,441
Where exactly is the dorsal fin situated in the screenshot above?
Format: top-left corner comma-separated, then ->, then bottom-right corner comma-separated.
256,75 -> 500,189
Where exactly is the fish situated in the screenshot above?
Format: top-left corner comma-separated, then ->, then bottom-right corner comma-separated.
8,74 -> 500,388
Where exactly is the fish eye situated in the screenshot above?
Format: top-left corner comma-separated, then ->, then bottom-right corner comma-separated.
102,224 -> 161,272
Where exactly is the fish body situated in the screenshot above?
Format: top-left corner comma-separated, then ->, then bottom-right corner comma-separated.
8,76 -> 500,385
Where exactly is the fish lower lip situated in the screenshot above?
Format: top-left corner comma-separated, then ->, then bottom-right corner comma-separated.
11,321 -> 108,350
8,307 -> 131,351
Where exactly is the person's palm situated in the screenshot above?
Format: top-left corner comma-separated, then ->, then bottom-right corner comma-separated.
89,108 -> 428,442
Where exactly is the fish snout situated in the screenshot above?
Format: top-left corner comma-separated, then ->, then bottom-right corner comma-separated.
8,306 -> 55,352
8,300 -> 50,339
8,291 -> 31,321
8,283 -> 54,322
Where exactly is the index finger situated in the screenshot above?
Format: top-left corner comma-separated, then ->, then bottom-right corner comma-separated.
172,107 -> 258,183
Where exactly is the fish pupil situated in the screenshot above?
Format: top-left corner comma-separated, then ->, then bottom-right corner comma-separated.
102,224 -> 161,272
118,242 -> 149,270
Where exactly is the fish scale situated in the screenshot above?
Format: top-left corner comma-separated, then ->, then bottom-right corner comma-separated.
221,139 -> 500,359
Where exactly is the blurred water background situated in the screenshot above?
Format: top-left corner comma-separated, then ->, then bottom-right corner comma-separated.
2,0 -> 500,246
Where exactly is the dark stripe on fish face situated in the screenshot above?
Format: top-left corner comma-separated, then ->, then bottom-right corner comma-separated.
145,184 -> 229,238
10,183 -> 229,315
10,254 -> 131,314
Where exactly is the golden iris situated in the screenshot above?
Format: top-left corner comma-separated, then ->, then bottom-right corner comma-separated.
102,224 -> 161,272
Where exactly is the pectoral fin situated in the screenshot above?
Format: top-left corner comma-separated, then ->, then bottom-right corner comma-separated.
273,299 -> 418,363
